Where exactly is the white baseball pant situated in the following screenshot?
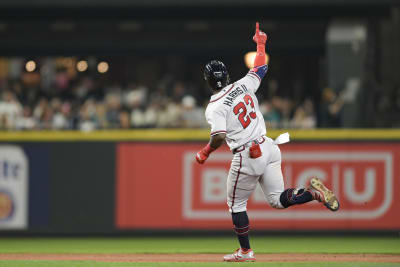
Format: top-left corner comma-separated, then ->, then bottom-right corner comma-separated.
227,136 -> 285,213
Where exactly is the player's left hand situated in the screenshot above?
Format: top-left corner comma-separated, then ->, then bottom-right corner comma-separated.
253,22 -> 268,45
195,149 -> 209,164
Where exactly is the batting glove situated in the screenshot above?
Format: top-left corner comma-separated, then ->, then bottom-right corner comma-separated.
196,150 -> 209,164
195,143 -> 215,164
253,22 -> 268,45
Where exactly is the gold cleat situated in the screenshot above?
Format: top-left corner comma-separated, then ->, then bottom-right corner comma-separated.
310,177 -> 340,212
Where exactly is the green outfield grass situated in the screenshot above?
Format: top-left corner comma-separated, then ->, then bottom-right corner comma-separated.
0,236 -> 399,267
0,236 -> 399,254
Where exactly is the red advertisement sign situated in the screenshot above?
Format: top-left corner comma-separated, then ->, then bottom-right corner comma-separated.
116,143 -> 400,230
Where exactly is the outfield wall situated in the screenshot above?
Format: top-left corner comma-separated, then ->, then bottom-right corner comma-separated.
0,129 -> 399,234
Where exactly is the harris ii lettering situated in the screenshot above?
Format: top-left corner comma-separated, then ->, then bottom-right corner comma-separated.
223,85 -> 248,107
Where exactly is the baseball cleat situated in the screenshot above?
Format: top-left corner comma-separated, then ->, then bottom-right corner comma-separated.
310,177 -> 340,212
223,248 -> 256,262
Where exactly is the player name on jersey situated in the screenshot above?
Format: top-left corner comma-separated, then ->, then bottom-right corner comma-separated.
223,85 -> 249,107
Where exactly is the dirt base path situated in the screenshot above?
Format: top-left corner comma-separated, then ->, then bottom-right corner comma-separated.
0,253 -> 400,263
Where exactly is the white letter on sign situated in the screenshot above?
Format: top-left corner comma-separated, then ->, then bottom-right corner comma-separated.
202,169 -> 227,203
344,168 -> 376,203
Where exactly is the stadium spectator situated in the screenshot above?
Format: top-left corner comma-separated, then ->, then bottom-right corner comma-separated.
0,90 -> 23,130
119,109 -> 131,129
291,99 -> 316,128
16,105 -> 36,130
105,92 -> 122,128
320,88 -> 344,127
78,99 -> 97,131
260,100 -> 281,129
180,95 -> 207,128
51,98 -> 70,129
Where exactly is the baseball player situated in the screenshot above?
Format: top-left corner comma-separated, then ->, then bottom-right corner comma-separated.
196,22 -> 339,262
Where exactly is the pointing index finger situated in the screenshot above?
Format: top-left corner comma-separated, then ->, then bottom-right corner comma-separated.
256,22 -> 259,34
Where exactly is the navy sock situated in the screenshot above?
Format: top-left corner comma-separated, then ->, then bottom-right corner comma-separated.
232,211 -> 250,249
279,188 -> 313,208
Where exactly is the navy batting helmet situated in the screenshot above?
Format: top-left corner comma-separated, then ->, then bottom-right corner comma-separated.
204,60 -> 230,91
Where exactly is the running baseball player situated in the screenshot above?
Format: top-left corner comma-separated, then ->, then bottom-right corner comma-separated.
196,22 -> 339,262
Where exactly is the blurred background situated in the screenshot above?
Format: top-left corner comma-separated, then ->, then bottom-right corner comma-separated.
0,0 -> 399,235
0,0 -> 398,130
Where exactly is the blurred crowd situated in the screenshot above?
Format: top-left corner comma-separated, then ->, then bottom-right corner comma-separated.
0,81 -> 321,131
0,57 -> 331,131
0,78 -> 210,131
0,81 -> 320,131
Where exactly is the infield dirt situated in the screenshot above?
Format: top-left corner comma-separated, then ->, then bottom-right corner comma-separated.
0,253 -> 400,263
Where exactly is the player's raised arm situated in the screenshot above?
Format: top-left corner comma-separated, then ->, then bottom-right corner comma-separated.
238,22 -> 269,93
253,22 -> 268,67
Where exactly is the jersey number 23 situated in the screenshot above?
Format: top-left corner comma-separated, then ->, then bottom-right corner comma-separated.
233,94 -> 257,129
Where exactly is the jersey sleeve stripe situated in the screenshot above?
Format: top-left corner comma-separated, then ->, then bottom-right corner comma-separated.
210,130 -> 227,136
247,72 -> 261,82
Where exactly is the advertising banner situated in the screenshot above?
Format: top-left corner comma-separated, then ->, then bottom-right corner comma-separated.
0,145 -> 28,230
116,142 -> 400,230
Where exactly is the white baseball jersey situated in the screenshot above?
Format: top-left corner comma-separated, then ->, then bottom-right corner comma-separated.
203,64 -> 293,214
205,65 -> 268,150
